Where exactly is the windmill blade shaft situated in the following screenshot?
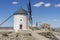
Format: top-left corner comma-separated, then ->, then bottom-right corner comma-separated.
0,14 -> 13,25
28,0 -> 32,22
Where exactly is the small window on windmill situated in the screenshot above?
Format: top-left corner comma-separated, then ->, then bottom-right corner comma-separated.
20,19 -> 22,21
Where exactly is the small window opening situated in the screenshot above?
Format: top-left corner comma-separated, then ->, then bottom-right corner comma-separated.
20,19 -> 22,21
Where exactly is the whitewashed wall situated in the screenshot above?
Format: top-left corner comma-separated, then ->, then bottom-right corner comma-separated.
14,14 -> 28,32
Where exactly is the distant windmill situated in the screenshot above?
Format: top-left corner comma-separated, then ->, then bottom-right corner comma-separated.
36,21 -> 38,27
27,0 -> 32,25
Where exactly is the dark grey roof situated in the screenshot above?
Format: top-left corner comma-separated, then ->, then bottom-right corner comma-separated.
14,7 -> 28,15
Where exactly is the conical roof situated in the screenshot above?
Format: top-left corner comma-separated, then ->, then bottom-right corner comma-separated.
14,7 -> 28,15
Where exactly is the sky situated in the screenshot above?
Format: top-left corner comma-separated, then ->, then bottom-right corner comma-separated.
0,0 -> 60,28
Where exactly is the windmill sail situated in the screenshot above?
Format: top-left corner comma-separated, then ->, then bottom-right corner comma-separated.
27,0 -> 32,24
0,14 -> 13,26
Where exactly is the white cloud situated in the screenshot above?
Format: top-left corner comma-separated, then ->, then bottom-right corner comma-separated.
48,19 -> 59,22
33,2 -> 44,7
55,4 -> 60,7
44,3 -> 51,7
46,19 -> 59,22
12,2 -> 19,4
53,19 -> 59,22
33,2 -> 51,7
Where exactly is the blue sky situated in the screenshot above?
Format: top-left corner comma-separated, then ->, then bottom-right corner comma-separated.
0,0 -> 60,28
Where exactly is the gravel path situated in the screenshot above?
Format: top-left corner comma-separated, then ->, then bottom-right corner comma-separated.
29,31 -> 51,40
53,32 -> 60,40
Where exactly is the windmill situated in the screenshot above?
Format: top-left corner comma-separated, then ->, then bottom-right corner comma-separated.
27,0 -> 32,25
36,21 -> 38,27
0,0 -> 33,27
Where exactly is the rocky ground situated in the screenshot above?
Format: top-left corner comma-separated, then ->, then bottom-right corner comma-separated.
0,29 -> 60,40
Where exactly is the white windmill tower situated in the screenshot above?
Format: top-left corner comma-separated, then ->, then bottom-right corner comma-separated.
13,0 -> 32,32
13,7 -> 28,32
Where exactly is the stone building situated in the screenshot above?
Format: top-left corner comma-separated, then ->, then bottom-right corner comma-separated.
40,24 -> 51,31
